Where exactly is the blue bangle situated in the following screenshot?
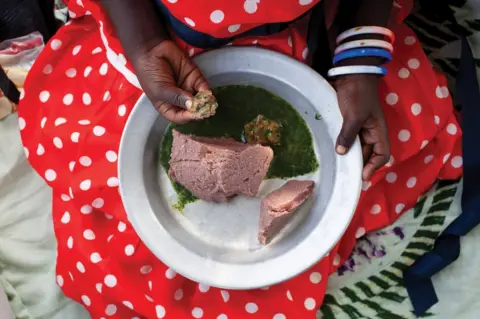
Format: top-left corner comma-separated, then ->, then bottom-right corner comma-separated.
333,48 -> 392,65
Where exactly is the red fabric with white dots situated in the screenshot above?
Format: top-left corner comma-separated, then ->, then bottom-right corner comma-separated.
18,0 -> 462,318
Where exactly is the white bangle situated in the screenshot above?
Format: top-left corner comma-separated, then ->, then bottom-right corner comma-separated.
334,39 -> 394,55
336,26 -> 395,45
327,65 -> 387,78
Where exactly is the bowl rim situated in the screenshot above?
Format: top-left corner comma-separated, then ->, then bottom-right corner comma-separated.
119,46 -> 363,289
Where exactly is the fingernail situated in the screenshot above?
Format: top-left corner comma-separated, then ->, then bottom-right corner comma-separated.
185,99 -> 193,109
336,145 -> 347,155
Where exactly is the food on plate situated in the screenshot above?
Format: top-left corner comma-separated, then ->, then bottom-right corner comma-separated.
168,129 -> 274,202
189,90 -> 218,118
258,180 -> 315,245
244,114 -> 282,146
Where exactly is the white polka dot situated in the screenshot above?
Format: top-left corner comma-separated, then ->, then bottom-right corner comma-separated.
199,283 -> 210,292
288,36 -> 293,47
63,93 -> 73,105
398,129 -> 411,142
53,137 -> 63,149
90,252 -> 102,263
188,48 -> 195,57
165,268 -> 176,279
65,68 -> 77,78
36,144 -> 45,156
19,90 -> 25,100
61,194 -> 71,202
84,66 -> 92,77
245,302 -> 258,314
68,272 -> 74,281
299,0 -> 313,5
370,204 -> 381,214
407,177 -> 417,188
18,117 -> 26,130
92,47 -> 102,54
72,45 -> 82,55
78,119 -> 91,125
125,244 -> 135,256
447,123 -> 457,135
54,118 -> 67,127
81,295 -> 91,306
118,221 -> 126,232
286,290 -> 293,301
217,315 -> 228,319
107,234 -> 114,241
424,155 -> 434,164
411,103 -> 422,116
395,203 -> 405,214
362,181 -> 372,191
23,147 -> 29,158
252,40 -> 258,45
309,272 -> 322,284
83,229 -> 95,240
106,150 -> 118,162
92,198 -> 104,208
228,24 -> 241,33
105,214 -> 113,219
156,305 -> 166,318
99,63 -> 108,75
69,161 -> 76,171
184,17 -> 196,27
79,94 -> 91,107
107,177 -> 119,187
210,10 -> 225,23
140,265 -> 152,274
434,115 -> 440,125
174,288 -> 183,300
355,227 -> 366,238
244,0 -> 258,13
43,64 -> 53,75
103,91 -> 111,102
122,301 -> 133,310
404,36 -> 416,45
443,153 -> 451,164
333,253 -> 341,266
76,261 -> 86,273
68,187 -> 74,198
273,314 -> 286,319
40,117 -> 47,128
69,10 -> 76,18
192,307 -> 204,318
93,126 -> 106,136
435,86 -> 450,99
118,105 -> 127,116
50,39 -> 62,50
45,169 -> 57,181
421,140 -> 429,150
384,171 -> 397,183
451,156 -> 463,168
80,179 -> 92,191
67,236 -> 73,248
398,68 -> 410,79
220,290 -> 230,302
79,156 -> 92,167
304,297 -> 316,310
56,275 -> 64,287
105,304 -> 117,316
408,58 -> 420,69
386,93 -> 398,105
104,274 -> 117,288
39,91 -> 50,103
61,211 -> 70,224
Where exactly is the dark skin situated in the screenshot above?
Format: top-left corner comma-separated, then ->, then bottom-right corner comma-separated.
101,0 -> 392,180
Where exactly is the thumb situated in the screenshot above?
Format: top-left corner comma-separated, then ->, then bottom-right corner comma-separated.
336,115 -> 362,155
154,85 -> 193,110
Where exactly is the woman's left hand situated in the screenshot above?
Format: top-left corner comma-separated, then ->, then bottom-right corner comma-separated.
334,74 -> 390,181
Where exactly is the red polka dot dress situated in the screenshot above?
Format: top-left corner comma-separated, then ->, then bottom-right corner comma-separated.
18,0 -> 462,318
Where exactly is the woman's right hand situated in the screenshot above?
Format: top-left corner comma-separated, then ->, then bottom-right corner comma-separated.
132,40 -> 210,124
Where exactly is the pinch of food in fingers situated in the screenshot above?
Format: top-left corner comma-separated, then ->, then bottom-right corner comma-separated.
189,90 -> 218,118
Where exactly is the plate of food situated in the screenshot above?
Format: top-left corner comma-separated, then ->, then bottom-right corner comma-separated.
119,47 -> 363,290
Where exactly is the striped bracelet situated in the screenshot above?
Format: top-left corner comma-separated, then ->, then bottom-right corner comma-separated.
336,26 -> 395,44
333,48 -> 392,65
327,65 -> 387,78
334,39 -> 393,55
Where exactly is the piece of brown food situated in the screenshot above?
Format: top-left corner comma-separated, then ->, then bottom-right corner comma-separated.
169,129 -> 274,202
189,90 -> 218,118
244,114 -> 282,146
258,180 -> 315,245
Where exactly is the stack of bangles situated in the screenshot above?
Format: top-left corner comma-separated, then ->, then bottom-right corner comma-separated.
328,26 -> 395,78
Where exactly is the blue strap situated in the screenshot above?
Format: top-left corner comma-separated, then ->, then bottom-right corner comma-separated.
332,48 -> 392,65
403,36 -> 480,317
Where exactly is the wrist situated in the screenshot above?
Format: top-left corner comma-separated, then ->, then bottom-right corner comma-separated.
334,73 -> 381,88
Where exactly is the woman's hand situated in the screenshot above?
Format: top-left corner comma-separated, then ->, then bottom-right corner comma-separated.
334,74 -> 390,181
132,40 -> 210,124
